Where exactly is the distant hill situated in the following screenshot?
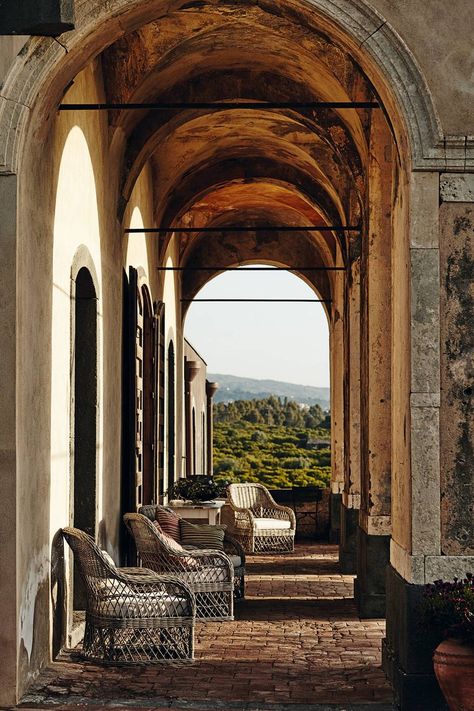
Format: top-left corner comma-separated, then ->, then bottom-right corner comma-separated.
208,373 -> 330,409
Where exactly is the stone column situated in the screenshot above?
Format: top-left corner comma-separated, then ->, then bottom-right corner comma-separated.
0,174 -> 18,706
206,381 -> 218,476
184,359 -> 200,477
355,112 -> 392,617
329,271 -> 344,542
339,252 -> 361,573
383,171 -> 444,709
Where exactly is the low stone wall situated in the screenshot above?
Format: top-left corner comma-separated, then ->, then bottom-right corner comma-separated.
270,488 -> 331,541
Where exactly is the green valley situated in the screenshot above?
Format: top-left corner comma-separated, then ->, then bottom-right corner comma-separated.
212,396 -> 331,490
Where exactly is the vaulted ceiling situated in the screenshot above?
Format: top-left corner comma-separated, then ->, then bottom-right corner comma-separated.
99,0 -> 383,305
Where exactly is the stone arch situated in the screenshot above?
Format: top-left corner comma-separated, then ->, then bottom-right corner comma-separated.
0,0 -> 447,176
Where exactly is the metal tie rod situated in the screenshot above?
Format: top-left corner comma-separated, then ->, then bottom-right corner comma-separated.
59,101 -> 379,111
157,266 -> 345,271
126,225 -> 360,234
181,298 -> 331,303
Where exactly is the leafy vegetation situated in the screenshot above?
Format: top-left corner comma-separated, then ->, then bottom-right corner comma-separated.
213,396 -> 331,490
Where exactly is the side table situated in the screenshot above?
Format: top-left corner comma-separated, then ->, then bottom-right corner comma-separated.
167,500 -> 225,525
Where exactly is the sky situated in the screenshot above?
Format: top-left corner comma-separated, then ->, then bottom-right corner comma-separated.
184,267 -> 330,388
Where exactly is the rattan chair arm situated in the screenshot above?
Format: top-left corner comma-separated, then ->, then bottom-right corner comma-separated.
265,503 -> 296,527
184,548 -> 234,569
223,533 -> 246,564
229,504 -> 255,527
114,568 -> 192,590
227,499 -> 254,516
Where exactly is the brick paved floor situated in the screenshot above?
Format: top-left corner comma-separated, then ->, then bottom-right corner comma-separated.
13,544 -> 394,710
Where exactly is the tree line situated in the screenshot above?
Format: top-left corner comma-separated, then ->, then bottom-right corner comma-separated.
214,395 -> 331,430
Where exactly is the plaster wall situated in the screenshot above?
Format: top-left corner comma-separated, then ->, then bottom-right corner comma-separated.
184,340 -> 208,476
14,59 -> 123,701
162,235 -> 184,492
124,161 -> 160,300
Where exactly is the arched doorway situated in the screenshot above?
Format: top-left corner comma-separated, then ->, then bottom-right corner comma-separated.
72,267 -> 97,610
141,285 -> 155,505
167,340 -> 176,490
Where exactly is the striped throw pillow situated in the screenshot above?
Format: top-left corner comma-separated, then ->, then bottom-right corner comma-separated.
179,520 -> 226,550
155,509 -> 181,541
152,521 -> 197,569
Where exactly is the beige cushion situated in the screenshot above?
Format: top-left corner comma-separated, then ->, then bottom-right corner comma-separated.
253,518 -> 291,531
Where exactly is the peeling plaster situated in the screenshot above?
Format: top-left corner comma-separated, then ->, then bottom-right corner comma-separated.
19,545 -> 50,664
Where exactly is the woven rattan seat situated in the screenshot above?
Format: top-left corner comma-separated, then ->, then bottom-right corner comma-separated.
138,504 -> 246,599
124,512 -> 235,620
62,527 -> 195,664
225,483 -> 296,553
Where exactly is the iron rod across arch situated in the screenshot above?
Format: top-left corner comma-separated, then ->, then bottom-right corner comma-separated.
59,101 -> 379,111
157,266 -> 345,271
126,225 -> 360,234
181,298 -> 331,303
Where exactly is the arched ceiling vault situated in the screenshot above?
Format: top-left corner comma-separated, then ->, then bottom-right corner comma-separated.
121,104 -> 364,213
96,0 -> 385,312
102,6 -> 373,154
177,182 -> 343,267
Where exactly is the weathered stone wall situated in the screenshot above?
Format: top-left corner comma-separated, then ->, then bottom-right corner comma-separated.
439,183 -> 474,556
0,36 -> 28,85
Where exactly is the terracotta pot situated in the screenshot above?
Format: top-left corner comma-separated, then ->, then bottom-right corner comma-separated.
433,638 -> 474,711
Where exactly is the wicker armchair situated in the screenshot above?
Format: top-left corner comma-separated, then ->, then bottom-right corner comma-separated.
138,504 -> 246,599
62,527 -> 195,664
124,513 -> 234,620
226,483 -> 296,553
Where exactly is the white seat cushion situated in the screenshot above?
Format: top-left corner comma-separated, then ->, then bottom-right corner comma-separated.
253,518 -> 291,531
97,589 -> 189,618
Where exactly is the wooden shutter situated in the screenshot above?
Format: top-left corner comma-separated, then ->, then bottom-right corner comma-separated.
154,302 -> 165,502
134,285 -> 144,510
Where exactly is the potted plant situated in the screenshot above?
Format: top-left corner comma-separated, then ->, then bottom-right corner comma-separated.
420,573 -> 474,710
167,476 -> 227,504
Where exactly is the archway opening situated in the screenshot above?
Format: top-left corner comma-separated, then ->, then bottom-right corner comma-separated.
184,265 -> 331,532
72,267 -> 97,611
